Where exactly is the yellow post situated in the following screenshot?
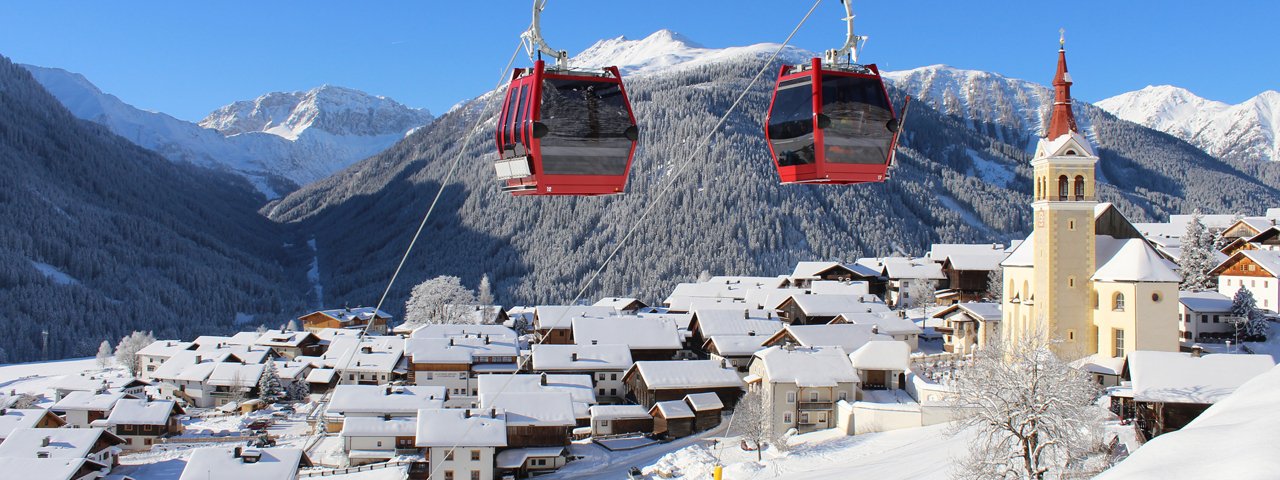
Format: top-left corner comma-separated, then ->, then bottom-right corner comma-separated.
713,464 -> 723,480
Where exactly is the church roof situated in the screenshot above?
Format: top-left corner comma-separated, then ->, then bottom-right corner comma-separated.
1093,237 -> 1181,283
1000,234 -> 1035,268
1046,40 -> 1078,140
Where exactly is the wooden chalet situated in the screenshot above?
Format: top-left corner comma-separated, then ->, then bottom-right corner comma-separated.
623,360 -> 744,409
1122,350 -> 1275,441
648,400 -> 695,439
298,307 -> 391,335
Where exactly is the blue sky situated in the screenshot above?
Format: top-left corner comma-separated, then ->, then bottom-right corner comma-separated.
2,1 -> 1275,121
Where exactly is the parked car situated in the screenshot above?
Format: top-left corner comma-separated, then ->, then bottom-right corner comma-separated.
245,419 -> 272,431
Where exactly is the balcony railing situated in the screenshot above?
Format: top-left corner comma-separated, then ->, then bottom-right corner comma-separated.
797,401 -> 834,411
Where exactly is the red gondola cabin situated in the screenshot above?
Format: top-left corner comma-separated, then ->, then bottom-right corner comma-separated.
493,60 -> 639,196
765,58 -> 899,185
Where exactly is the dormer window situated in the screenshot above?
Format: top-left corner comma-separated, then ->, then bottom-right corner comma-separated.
1065,149 -> 1077,156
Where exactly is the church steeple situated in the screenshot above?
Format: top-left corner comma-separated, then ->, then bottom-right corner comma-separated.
1046,30 -> 1078,139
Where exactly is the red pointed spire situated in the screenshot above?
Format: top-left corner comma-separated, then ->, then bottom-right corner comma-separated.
1046,31 -> 1078,139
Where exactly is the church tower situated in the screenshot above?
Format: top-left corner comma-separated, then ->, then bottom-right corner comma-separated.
1029,33 -> 1099,357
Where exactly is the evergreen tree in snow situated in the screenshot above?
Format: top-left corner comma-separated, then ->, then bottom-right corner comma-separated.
985,269 -> 1003,302
478,274 -> 495,306
286,319 -> 299,332
257,359 -> 286,404
404,275 -> 479,325
288,377 -> 311,401
95,341 -> 113,369
114,331 -> 155,378
1178,211 -> 1217,292
1231,287 -> 1268,340
697,270 -> 713,283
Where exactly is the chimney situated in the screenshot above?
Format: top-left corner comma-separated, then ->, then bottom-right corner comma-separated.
385,386 -> 392,395
1191,345 -> 1204,358
484,336 -> 490,345
540,372 -> 548,386
570,353 -> 578,361
233,446 -> 242,458
40,436 -> 50,447
747,330 -> 756,337
464,409 -> 471,418
489,408 -> 496,418
743,310 -> 749,319
383,414 -> 391,421
449,338 -> 454,347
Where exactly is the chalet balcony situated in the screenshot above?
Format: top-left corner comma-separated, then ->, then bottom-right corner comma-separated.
933,326 -> 954,335
797,401 -> 835,411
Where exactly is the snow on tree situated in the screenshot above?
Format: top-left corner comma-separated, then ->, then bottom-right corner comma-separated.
985,269 -> 1003,302
478,274 -> 495,307
95,341 -> 114,369
1178,211 -> 1217,292
286,319 -> 299,332
729,388 -> 773,462
697,270 -> 713,283
255,324 -> 268,334
902,279 -> 937,312
257,360 -> 286,404
950,331 -> 1112,479
114,331 -> 155,378
404,275 -> 479,325
288,377 -> 311,401
1231,286 -> 1268,340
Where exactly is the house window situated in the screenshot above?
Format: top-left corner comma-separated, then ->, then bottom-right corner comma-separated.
800,412 -> 810,424
444,471 -> 454,480
783,412 -> 792,424
1068,220 -> 1075,231
599,389 -> 606,395
610,373 -> 618,381
1067,330 -> 1075,341
471,450 -> 481,461
838,391 -> 848,401
1214,315 -> 1221,323
445,451 -> 455,461
809,391 -> 819,402
376,441 -> 382,447
1201,315 -> 1208,323
1113,293 -> 1125,311
610,388 -> 617,396
786,391 -> 796,403
598,373 -> 606,381
1113,329 -> 1126,357
471,472 -> 481,480
1152,292 -> 1161,302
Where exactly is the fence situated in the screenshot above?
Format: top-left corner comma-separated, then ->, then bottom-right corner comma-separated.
299,460 -> 414,477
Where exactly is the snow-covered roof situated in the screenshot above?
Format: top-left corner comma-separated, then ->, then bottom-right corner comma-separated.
1098,364 -> 1280,480
404,336 -> 517,365
51,391 -> 123,412
533,305 -> 617,330
331,337 -> 403,373
932,302 -> 1003,321
477,374 -> 596,406
835,313 -> 922,335
808,281 -> 871,296
1126,351 -> 1275,404
771,324 -> 892,352
1231,249 -> 1280,277
0,457 -> 104,480
705,335 -> 769,357
684,392 -> 724,411
589,405 -> 651,421
753,346 -> 858,387
790,261 -> 871,279
304,368 -> 335,384
881,257 -> 946,280
309,307 -> 391,324
327,385 -> 447,415
650,400 -> 694,419
341,416 -> 417,437
136,340 -> 194,358
408,323 -> 518,340
1001,234 -> 1035,267
50,374 -> 106,393
1179,291 -> 1234,313
1070,354 -> 1127,376
593,297 -> 648,311
206,363 -> 266,388
106,398 -> 175,426
415,409 -> 507,447
1092,236 -> 1181,283
784,294 -> 889,316
848,341 -> 912,372
179,447 -> 308,480
0,410 -> 58,439
479,392 -> 576,427
1034,129 -> 1096,158
630,360 -> 743,390
0,427 -> 118,459
927,244 -> 1007,262
571,316 -> 681,350
253,330 -> 315,348
692,309 -> 783,337
530,344 -> 633,371
275,361 -> 311,381
495,447 -> 566,469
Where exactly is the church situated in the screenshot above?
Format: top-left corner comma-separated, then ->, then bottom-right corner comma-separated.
1000,38 -> 1181,377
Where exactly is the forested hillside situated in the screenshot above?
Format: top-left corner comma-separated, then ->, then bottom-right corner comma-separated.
0,55 -> 310,362
266,34 -> 1280,314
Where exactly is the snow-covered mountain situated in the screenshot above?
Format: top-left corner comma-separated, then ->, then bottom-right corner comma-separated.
21,65 -> 433,196
884,65 -> 1061,149
1098,85 -> 1280,164
569,29 -> 811,76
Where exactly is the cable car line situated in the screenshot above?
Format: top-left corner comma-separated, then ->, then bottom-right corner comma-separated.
423,2 -> 826,476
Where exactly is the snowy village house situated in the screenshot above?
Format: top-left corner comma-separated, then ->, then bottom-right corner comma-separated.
847,341 -> 912,392
530,344 -> 633,402
593,297 -> 649,314
104,398 -> 183,451
0,427 -> 125,473
135,340 -> 194,380
830,312 -> 923,350
747,345 -> 858,434
1211,249 -> 1280,313
774,293 -> 888,326
571,316 -> 683,361
927,244 -> 1008,304
0,408 -> 66,443
931,302 -> 1002,355
788,261 -> 882,291
587,405 -> 652,437
404,334 -> 518,407
477,374 -> 597,426
532,306 -> 616,344
340,415 -> 417,466
1177,291 -> 1239,347
1120,351 -> 1275,440
49,375 -> 109,403
51,391 -> 124,428
999,44 -> 1182,362
178,446 -> 313,480
480,391 -> 576,449
332,336 -> 404,385
415,408 -> 506,480
298,307 -> 391,335
324,385 -> 446,433
647,392 -> 724,439
623,359 -> 744,408
878,257 -> 946,308
0,457 -> 112,480
688,308 -> 783,372
761,324 -> 892,354
252,330 -> 321,360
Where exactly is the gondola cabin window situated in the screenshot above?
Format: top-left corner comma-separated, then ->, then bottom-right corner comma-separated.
820,74 -> 895,165
767,78 -> 817,167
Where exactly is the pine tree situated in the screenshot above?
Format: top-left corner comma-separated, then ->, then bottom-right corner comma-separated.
288,377 -> 311,402
285,319 -> 299,332
697,270 -> 713,283
258,359 -> 286,404
1178,211 -> 1217,291
478,274 -> 495,307
985,269 -> 1003,302
95,341 -> 113,369
1230,287 -> 1269,341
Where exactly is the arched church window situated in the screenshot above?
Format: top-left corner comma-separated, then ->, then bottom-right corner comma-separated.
1113,292 -> 1126,311
1074,175 -> 1086,200
1058,176 -> 1069,201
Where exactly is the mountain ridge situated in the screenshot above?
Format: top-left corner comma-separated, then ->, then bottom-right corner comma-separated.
1098,84 -> 1280,165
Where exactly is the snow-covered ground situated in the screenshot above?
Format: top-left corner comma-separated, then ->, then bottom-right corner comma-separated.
0,357 -> 129,407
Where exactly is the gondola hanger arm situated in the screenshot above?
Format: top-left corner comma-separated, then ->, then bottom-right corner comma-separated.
824,0 -> 867,65
521,0 -> 569,69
